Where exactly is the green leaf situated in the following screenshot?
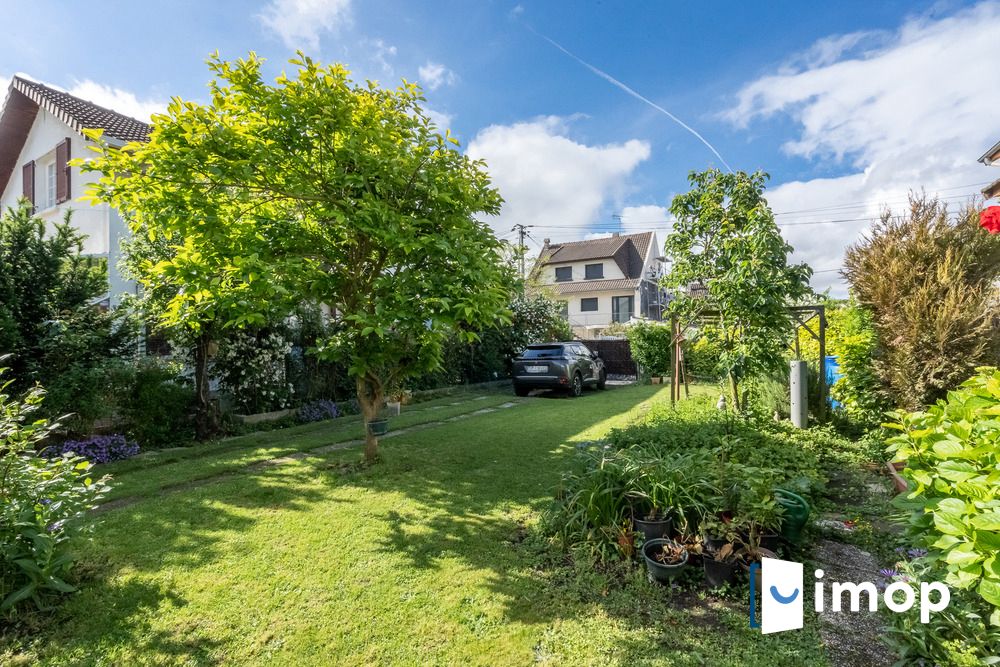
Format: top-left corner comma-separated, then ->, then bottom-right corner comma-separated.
980,579 -> 1000,607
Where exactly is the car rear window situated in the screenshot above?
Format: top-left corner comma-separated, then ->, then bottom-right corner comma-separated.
520,346 -> 565,359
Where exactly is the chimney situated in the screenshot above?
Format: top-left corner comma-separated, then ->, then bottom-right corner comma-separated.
543,238 -> 550,245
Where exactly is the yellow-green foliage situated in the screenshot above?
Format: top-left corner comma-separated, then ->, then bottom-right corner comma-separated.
844,196 -> 1000,410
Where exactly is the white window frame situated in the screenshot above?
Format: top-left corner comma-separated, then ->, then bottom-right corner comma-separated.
44,160 -> 57,209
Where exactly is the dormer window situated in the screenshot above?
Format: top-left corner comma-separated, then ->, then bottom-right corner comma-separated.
555,266 -> 572,282
584,263 -> 604,279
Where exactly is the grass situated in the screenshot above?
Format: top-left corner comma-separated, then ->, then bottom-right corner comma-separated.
6,382 -> 830,666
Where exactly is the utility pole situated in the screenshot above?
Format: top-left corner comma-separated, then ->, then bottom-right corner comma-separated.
612,214 -> 623,234
511,223 -> 533,281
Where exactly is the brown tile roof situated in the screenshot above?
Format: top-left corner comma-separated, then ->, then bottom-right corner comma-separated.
534,232 -> 654,279
549,278 -> 640,294
12,76 -> 151,143
0,75 -> 151,197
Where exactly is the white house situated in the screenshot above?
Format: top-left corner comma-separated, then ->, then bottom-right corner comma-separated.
980,138 -> 1000,201
530,231 -> 668,339
0,75 -> 150,306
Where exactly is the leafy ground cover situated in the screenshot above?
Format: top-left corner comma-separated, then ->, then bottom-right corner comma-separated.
6,383 -> 849,665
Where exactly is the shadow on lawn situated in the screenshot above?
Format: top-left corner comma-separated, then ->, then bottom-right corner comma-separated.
21,464 -> 339,664
352,387 -> 827,663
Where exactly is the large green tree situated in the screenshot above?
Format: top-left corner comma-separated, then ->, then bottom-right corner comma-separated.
662,169 -> 812,411
80,53 -> 510,461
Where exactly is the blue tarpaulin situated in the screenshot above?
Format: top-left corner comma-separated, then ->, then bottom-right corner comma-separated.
825,355 -> 842,408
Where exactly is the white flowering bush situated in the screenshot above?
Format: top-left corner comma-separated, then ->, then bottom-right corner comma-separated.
214,329 -> 295,414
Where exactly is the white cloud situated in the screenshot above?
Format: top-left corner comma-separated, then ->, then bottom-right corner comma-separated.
369,39 -> 397,75
68,80 -> 167,121
418,61 -> 457,91
258,0 -> 351,51
726,2 -> 1000,296
424,107 -> 453,132
466,116 -> 651,243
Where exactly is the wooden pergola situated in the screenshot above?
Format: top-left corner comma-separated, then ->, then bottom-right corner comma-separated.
667,304 -> 829,420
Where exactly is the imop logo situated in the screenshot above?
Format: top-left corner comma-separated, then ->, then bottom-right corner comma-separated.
749,557 -> 803,634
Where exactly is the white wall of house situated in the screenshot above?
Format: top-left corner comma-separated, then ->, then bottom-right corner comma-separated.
546,258 -> 627,283
0,107 -> 135,305
562,290 -> 639,335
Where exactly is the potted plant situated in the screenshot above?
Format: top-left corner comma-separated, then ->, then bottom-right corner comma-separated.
366,407 -> 391,436
733,480 -> 785,591
642,538 -> 688,584
701,513 -> 736,552
703,542 -> 740,587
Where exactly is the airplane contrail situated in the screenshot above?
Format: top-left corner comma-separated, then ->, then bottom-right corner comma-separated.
528,26 -> 734,173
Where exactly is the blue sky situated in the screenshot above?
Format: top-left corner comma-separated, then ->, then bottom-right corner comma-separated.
3,0 -> 999,295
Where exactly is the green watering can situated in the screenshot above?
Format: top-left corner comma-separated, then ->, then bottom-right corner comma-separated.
775,489 -> 810,545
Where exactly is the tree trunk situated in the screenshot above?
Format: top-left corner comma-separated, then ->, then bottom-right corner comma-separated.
193,331 -> 219,439
356,375 -> 383,463
728,371 -> 741,413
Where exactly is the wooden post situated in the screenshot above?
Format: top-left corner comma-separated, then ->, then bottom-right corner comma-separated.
817,305 -> 827,423
669,317 -> 677,406
680,345 -> 690,398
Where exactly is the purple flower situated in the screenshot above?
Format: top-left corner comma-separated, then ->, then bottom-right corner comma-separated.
907,548 -> 928,559
39,498 -> 52,505
43,434 -> 139,465
879,568 -> 900,579
298,399 -> 341,423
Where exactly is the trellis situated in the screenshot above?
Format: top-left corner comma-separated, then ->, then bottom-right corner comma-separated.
667,304 -> 828,420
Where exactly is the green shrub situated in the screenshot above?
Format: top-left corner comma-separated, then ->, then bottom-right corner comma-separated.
0,367 -> 110,618
116,359 -> 195,448
882,557 -> 1000,665
625,321 -> 673,377
830,301 -> 890,429
546,397 -> 830,562
886,368 -> 1000,627
684,333 -> 723,381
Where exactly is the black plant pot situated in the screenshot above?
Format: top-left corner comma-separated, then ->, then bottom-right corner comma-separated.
703,558 -> 739,588
704,533 -> 728,552
759,532 -> 781,552
367,419 -> 390,436
634,516 -> 673,542
642,538 -> 688,584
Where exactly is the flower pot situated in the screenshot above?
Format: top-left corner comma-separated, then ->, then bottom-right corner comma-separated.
704,535 -> 727,552
367,419 -> 390,436
703,557 -> 739,588
740,547 -> 778,594
385,401 -> 401,416
634,515 -> 673,542
650,376 -> 663,384
642,538 -> 688,584
759,532 -> 781,552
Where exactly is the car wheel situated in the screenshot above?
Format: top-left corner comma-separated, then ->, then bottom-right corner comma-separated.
514,384 -> 531,397
597,369 -> 607,390
568,373 -> 583,398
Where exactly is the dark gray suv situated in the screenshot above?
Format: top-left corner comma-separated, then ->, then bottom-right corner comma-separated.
512,342 -> 607,397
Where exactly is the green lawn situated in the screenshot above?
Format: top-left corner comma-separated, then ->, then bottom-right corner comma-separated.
6,383 -> 829,666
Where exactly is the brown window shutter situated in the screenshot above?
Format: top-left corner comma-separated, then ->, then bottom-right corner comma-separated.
21,161 -> 35,210
56,138 -> 71,203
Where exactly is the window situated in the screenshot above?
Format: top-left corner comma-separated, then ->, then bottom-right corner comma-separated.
612,295 -> 634,323
556,300 -> 568,319
584,263 -> 604,279
554,266 -> 572,282
580,297 -> 598,312
45,161 -> 56,209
